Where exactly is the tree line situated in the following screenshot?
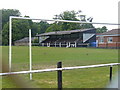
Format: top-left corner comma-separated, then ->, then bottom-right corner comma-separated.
1,9 -> 107,45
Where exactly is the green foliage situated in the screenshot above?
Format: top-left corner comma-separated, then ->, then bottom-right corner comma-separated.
2,9 -> 21,28
31,23 -> 38,36
1,9 -> 50,45
80,23 -> 94,29
46,10 -> 94,32
2,19 -> 30,45
37,21 -> 50,34
1,9 -> 94,45
59,10 -> 78,20
2,22 -> 9,45
2,9 -> 21,45
46,23 -> 62,32
12,20 -> 30,42
96,26 -> 108,33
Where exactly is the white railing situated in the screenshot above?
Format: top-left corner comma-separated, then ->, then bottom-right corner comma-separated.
1,62 -> 119,89
0,63 -> 119,76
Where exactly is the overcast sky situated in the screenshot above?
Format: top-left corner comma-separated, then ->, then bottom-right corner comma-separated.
0,0 -> 119,29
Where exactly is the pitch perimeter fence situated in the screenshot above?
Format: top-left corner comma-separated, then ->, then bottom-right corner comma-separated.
0,62 -> 120,89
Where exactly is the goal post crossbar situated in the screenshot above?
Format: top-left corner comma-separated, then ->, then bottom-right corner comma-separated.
10,16 -> 120,25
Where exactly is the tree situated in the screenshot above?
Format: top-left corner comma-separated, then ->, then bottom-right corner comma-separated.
57,10 -> 81,31
37,21 -> 50,34
96,26 -> 107,33
101,26 -> 107,32
46,10 -> 94,32
2,19 -> 30,45
31,22 -> 39,36
1,9 -> 22,45
2,9 -> 21,27
2,22 -> 9,45
46,23 -> 61,32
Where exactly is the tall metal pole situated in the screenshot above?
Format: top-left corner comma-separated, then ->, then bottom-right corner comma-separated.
9,16 -> 12,72
29,29 -> 32,80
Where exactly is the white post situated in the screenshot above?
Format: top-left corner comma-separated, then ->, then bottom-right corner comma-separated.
49,43 -> 50,47
43,43 -> 44,46
29,29 -> 32,80
9,17 -> 12,72
69,42 -> 71,47
55,42 -> 56,47
66,42 -> 68,48
75,42 -> 77,47
59,43 -> 61,47
47,43 -> 48,47
42,43 -> 44,46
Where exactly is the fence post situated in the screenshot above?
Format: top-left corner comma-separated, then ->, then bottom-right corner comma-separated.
110,65 -> 113,82
57,62 -> 62,90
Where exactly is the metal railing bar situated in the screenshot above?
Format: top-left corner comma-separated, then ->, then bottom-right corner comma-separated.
0,63 -> 119,76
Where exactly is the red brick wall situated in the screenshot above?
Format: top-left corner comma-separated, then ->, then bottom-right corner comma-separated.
97,36 -> 120,48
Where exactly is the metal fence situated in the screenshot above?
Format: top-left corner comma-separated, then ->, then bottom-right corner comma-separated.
0,62 -> 119,89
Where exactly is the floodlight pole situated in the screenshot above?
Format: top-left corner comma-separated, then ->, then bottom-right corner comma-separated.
29,29 -> 32,80
9,17 -> 12,72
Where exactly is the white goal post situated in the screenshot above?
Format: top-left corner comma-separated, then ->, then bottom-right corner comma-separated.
29,29 -> 32,80
9,16 -> 120,80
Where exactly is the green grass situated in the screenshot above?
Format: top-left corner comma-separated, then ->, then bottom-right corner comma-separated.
1,46 -> 118,88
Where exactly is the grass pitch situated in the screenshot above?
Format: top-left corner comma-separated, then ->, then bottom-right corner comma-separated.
2,46 -> 118,88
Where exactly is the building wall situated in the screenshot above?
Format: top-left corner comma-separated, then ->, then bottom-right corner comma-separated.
97,36 -> 120,48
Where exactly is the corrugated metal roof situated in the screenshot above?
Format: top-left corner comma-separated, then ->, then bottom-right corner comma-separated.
36,28 -> 96,36
15,37 -> 36,43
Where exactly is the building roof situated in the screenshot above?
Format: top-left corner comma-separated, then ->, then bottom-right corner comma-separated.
100,29 -> 120,35
97,29 -> 120,37
36,28 -> 96,36
15,37 -> 36,43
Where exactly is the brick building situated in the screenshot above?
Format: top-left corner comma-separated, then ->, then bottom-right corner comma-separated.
96,29 -> 120,48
